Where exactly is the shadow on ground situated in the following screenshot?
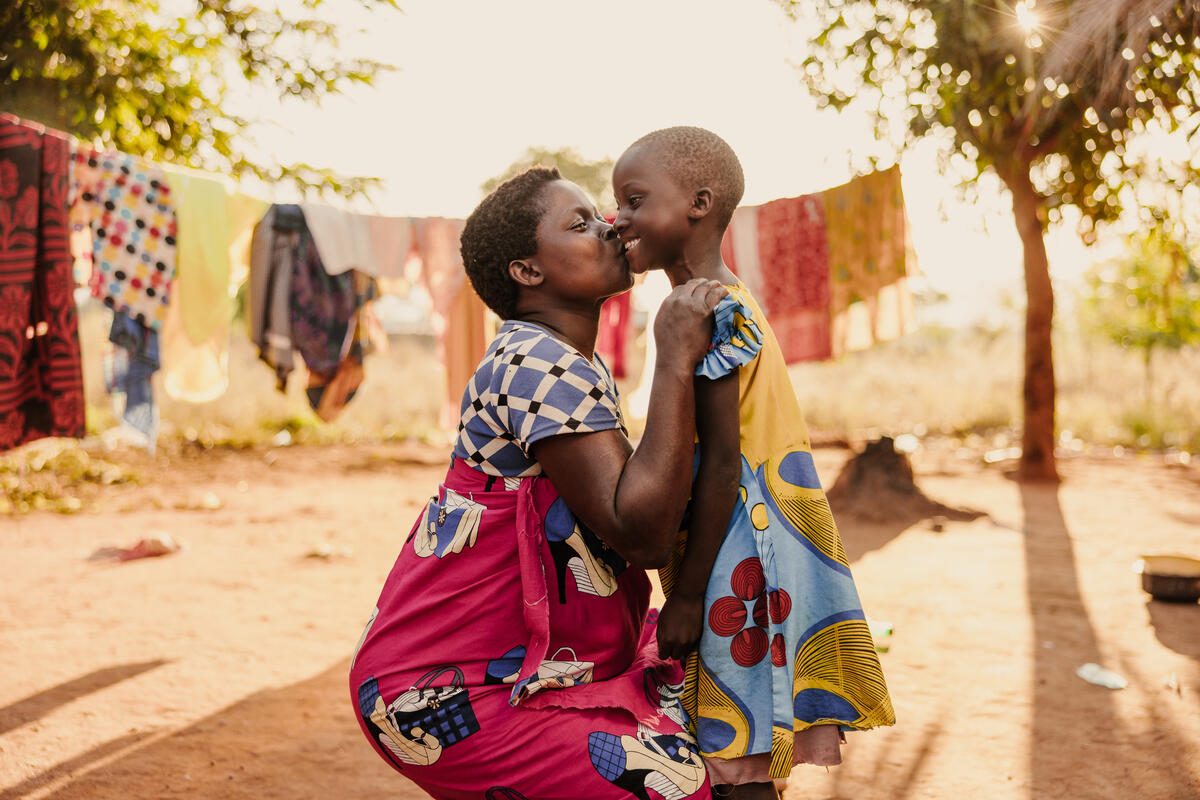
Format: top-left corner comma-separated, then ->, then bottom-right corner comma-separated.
10,660 -> 421,800
1145,600 -> 1200,661
1020,482 -> 1197,799
0,661 -> 170,737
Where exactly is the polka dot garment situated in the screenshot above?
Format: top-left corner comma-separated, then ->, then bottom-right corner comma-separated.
73,148 -> 178,331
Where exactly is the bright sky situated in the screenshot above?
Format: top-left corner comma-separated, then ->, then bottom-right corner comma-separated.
238,0 -> 1100,327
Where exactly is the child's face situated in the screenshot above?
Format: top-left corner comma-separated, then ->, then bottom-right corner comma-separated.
612,144 -> 696,274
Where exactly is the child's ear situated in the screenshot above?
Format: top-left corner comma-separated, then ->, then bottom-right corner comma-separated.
688,188 -> 714,220
508,258 -> 544,288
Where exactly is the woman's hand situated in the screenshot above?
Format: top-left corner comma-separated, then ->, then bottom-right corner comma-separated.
656,593 -> 705,662
653,278 -> 728,370
534,281 -> 727,568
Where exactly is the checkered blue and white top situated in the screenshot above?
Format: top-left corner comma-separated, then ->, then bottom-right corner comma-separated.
451,321 -> 626,477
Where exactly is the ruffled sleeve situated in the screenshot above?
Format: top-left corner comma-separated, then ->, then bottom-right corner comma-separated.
695,294 -> 764,379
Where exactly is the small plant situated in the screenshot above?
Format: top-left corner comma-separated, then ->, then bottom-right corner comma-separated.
1080,224 -> 1200,409
1,443 -> 140,515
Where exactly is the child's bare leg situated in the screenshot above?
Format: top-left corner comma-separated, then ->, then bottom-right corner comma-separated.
715,781 -> 780,799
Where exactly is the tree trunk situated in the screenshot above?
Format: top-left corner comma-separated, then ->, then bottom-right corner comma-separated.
1143,346 -> 1154,412
1004,162 -> 1059,482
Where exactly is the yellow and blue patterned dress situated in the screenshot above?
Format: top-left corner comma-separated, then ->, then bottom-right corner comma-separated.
661,282 -> 895,778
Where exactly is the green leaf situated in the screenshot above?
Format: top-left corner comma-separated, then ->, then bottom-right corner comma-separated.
0,0 -> 401,199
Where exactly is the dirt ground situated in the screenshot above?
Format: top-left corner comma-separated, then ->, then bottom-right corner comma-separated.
2,441 -> 1199,800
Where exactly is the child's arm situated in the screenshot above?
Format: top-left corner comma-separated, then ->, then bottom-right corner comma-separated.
656,371 -> 742,662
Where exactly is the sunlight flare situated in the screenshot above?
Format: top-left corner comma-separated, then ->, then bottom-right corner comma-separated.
1015,0 -> 1040,34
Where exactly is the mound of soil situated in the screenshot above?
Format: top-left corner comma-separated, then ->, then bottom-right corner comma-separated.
827,436 -> 985,525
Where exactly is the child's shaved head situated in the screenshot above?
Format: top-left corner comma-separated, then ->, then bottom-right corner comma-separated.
625,126 -> 744,227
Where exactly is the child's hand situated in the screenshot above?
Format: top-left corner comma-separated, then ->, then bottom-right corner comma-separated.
654,278 -> 728,370
656,593 -> 705,662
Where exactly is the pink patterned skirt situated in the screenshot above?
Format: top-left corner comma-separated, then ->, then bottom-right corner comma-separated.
349,457 -> 711,799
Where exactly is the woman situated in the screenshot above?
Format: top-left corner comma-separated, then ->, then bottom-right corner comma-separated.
349,167 -> 726,799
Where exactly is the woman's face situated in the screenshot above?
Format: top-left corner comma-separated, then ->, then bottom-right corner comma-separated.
527,180 -> 632,306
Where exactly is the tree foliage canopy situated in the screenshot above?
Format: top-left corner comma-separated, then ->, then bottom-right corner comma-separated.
780,0 -> 1200,480
482,146 -> 615,211
783,0 -> 1200,235
1082,224 -> 1200,354
0,0 -> 399,197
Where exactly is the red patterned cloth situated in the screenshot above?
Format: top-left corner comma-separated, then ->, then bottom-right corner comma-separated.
0,113 -> 85,451
595,291 -> 631,379
754,194 -> 832,363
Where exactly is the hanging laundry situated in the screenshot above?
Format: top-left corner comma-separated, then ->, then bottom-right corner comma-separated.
248,205 -> 297,390
158,291 -> 228,403
162,166 -> 265,344
715,167 -> 916,366
721,205 -> 765,301
411,217 -> 488,429
595,291 -> 632,379
66,141 -> 95,288
822,165 -> 912,356
298,202 -> 417,279
594,211 -> 631,379
105,310 -> 159,452
411,217 -> 468,329
71,147 -> 177,331
439,278 -> 492,428
306,273 -> 381,423
755,192 -> 833,363
0,113 -> 86,451
249,204 -> 375,422
300,202 -> 379,276
367,214 -> 414,278
158,166 -> 266,402
290,219 -> 359,381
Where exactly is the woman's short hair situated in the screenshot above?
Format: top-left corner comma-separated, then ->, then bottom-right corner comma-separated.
460,166 -> 563,319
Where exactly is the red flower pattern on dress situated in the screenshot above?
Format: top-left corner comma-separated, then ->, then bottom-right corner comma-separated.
707,557 -> 793,668
706,558 -> 783,667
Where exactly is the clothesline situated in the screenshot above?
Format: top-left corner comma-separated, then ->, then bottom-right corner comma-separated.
1,109 -> 915,455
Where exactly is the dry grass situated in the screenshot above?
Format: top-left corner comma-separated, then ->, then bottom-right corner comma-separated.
789,323 -> 1200,453
74,301 -> 1200,455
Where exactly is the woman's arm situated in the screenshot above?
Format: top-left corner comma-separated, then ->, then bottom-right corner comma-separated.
655,371 -> 742,661
532,279 -> 726,569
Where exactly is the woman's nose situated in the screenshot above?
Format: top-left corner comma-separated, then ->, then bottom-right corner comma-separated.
600,222 -> 617,240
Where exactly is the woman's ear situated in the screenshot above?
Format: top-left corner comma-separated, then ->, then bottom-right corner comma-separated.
688,188 -> 714,220
508,258 -> 544,288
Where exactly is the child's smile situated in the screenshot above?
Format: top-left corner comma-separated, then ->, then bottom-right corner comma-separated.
612,144 -> 696,275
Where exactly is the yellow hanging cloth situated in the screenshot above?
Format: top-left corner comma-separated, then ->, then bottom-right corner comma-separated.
160,164 -> 267,401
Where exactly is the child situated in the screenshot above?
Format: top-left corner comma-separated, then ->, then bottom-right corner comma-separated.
612,127 -> 895,799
